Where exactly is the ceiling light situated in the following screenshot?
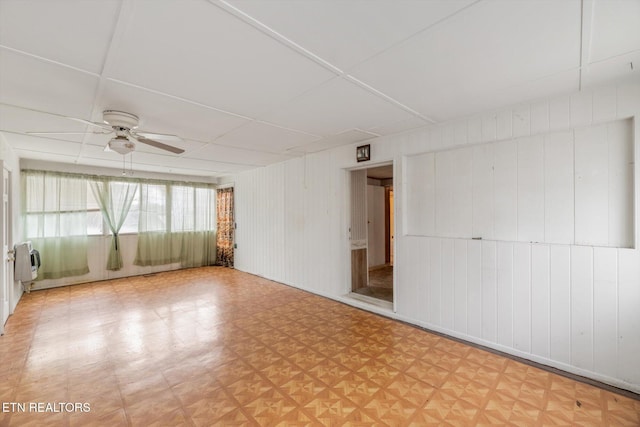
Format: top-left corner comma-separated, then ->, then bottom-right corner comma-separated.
108,136 -> 135,155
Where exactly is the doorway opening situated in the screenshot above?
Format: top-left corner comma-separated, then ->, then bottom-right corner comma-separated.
349,164 -> 394,304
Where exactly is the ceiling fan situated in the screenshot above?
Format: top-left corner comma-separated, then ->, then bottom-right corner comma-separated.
28,109 -> 185,155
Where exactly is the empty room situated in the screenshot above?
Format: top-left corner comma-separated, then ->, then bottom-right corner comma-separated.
0,0 -> 639,425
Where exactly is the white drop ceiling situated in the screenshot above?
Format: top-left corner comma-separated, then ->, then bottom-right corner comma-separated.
0,0 -> 638,178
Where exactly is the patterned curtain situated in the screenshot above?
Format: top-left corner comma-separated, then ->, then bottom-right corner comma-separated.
216,187 -> 234,267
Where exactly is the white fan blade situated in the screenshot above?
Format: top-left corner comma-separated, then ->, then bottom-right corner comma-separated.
132,135 -> 184,154
135,130 -> 182,143
26,131 -> 111,136
67,117 -> 112,131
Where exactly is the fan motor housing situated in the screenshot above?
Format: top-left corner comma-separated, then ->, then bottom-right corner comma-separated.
103,110 -> 139,129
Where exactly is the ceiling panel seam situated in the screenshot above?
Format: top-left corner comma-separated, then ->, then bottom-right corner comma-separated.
105,78 -> 253,121
0,45 -> 100,78
579,0 -> 595,90
347,0 -> 483,73
210,0 -> 436,125
77,0 -> 131,163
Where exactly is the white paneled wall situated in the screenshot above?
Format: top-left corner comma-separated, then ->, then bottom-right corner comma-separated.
544,131 -> 574,244
406,118 -> 634,248
235,152 -> 347,298
232,82 -> 640,393
405,152 -> 435,235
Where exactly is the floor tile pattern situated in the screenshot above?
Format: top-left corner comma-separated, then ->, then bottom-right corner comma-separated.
0,267 -> 638,426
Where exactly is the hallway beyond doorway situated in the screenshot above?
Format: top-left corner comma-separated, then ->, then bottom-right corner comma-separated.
353,265 -> 393,302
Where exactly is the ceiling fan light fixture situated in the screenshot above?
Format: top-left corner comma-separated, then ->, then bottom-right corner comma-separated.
103,110 -> 139,129
108,136 -> 135,155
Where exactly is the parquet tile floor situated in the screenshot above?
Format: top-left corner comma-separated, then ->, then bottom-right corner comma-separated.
0,267 -> 638,426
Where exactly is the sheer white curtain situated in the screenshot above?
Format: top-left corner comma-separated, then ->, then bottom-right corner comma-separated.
23,170 -> 89,279
89,179 -> 138,270
172,185 -> 216,268
134,182 -> 175,266
134,182 -> 216,267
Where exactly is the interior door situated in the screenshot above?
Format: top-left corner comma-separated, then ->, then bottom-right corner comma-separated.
1,168 -> 10,333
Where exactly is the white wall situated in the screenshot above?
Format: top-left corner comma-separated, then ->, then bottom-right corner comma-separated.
405,118 -> 634,248
0,136 -> 22,313
234,152 -> 348,295
232,81 -> 640,393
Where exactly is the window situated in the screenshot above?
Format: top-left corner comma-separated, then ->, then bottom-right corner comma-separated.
170,186 -> 215,232
24,171 -> 217,238
114,182 -> 140,235
23,170 -> 218,273
87,185 -> 103,235
23,171 -> 88,238
172,185 -> 195,232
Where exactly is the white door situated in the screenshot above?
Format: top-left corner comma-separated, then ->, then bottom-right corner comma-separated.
1,168 -> 11,333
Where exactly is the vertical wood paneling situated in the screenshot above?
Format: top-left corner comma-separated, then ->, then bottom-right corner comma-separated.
436,149 -> 472,238
454,121 -> 468,145
482,113 -> 497,142
493,141 -> 518,241
450,149 -> 473,238
517,136 -> 545,242
618,250 -> 640,385
593,85 -> 617,123
396,237 -> 428,322
273,164 -> 286,281
405,153 -> 435,236
496,110 -> 512,140
593,247 -> 618,378
454,239 -> 468,334
367,185 -> 386,267
230,82 -> 640,393
467,240 -> 482,338
513,243 -> 531,353
617,82 -> 640,118
350,169 -> 367,241
575,125 -> 608,246
481,241 -> 497,343
531,101 -> 550,135
497,242 -> 514,347
513,105 -> 531,137
468,117 -> 482,144
285,158 -> 305,287
544,131 -> 574,244
435,151 -> 452,237
571,90 -> 593,127
549,96 -> 570,131
571,246 -> 594,370
308,153 -> 333,293
531,244 -> 550,358
549,245 -> 571,364
607,119 -> 634,248
440,239 -> 455,330
429,238 -> 441,325
256,168 -> 266,276
472,145 -> 494,239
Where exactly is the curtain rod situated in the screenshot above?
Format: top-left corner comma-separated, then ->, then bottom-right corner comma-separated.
21,169 -> 220,188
